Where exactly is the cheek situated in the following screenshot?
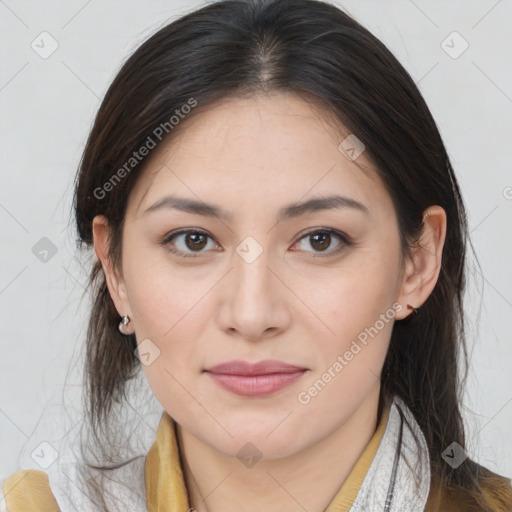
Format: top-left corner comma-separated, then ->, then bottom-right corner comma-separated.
301,255 -> 400,343
296,247 -> 400,394
121,248 -> 212,384
123,243 -> 210,338
126,263 -> 212,416
296,276 -> 394,415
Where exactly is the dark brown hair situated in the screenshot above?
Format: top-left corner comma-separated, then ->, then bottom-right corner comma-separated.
71,0 -> 510,510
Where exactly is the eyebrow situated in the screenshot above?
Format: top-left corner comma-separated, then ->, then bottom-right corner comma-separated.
143,194 -> 370,223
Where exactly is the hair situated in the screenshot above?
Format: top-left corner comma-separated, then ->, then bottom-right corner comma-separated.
69,0 -> 511,510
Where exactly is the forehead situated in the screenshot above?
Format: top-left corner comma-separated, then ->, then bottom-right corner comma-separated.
127,92 -> 390,220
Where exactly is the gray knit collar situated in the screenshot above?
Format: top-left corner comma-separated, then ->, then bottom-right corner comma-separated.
350,395 -> 431,511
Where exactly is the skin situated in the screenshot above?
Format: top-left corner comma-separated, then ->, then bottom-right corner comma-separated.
93,91 -> 446,512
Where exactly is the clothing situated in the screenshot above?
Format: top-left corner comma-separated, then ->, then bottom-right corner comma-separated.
1,395 -> 511,511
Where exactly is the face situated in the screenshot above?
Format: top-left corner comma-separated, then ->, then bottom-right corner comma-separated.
98,92 -> 411,460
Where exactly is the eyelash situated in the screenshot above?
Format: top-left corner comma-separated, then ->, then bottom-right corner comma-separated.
159,228 -> 353,259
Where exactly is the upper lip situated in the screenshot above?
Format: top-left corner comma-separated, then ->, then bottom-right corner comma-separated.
205,359 -> 307,376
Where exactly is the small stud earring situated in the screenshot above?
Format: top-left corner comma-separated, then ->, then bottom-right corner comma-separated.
400,303 -> 419,324
406,304 -> 418,316
118,315 -> 134,335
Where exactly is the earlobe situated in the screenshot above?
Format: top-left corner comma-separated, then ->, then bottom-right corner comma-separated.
395,205 -> 447,320
92,215 -> 130,318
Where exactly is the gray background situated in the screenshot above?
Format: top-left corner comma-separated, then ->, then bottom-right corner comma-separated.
1,0 -> 511,481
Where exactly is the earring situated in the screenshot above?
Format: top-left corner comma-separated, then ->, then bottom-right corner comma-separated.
400,304 -> 418,323
118,315 -> 134,335
406,304 -> 418,316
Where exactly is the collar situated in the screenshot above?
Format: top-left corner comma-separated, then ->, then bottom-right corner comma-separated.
145,395 -> 430,512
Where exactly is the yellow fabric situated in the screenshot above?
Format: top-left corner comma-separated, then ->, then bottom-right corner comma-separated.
4,404 -> 512,512
143,405 -> 390,512
425,471 -> 512,512
145,412 -> 190,512
2,470 -> 59,512
323,405 -> 389,511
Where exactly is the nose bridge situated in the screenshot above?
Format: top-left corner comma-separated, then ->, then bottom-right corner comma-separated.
217,233 -> 286,339
233,234 -> 273,297
213,219 -> 299,340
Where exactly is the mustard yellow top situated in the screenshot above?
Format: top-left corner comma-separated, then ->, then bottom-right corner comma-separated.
145,404 -> 390,512
2,405 -> 389,512
3,402 -> 512,511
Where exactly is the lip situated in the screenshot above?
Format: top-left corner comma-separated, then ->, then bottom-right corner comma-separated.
205,359 -> 306,375
204,359 -> 308,397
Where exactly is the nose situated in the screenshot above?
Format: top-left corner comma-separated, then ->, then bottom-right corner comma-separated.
216,242 -> 291,342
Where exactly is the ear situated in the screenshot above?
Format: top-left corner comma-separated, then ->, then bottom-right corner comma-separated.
395,205 -> 447,320
92,215 -> 131,319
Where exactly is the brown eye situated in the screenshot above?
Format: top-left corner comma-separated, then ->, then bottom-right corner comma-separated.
294,229 -> 351,256
161,229 -> 218,258
184,232 -> 208,251
161,227 -> 351,259
309,232 -> 331,251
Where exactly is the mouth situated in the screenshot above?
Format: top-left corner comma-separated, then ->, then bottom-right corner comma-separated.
204,359 -> 308,397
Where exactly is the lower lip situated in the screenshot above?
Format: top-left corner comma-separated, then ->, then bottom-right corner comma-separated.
206,370 -> 307,397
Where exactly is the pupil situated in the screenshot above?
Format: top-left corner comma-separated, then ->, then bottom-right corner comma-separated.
311,233 -> 330,251
187,232 -> 207,250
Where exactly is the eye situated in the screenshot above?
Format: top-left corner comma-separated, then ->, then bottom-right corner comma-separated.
160,227 -> 352,259
160,229 -> 219,258
292,228 -> 352,257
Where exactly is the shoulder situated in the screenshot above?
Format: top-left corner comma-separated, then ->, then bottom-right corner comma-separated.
426,464 -> 512,512
1,456 -> 147,512
1,469 -> 59,512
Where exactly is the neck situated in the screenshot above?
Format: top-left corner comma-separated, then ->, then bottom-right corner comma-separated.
176,385 -> 384,512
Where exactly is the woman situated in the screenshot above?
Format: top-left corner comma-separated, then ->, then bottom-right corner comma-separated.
2,0 -> 511,510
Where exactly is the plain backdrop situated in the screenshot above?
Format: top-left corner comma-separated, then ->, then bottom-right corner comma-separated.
1,0 -> 511,482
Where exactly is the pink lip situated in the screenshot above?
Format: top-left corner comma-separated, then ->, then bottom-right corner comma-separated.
204,359 -> 308,397
205,359 -> 306,375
